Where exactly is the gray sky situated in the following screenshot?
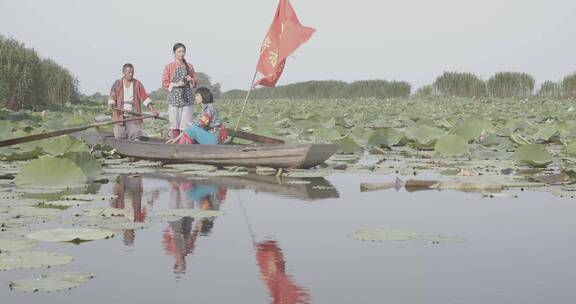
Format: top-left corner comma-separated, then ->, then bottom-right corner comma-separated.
1,0 -> 575,94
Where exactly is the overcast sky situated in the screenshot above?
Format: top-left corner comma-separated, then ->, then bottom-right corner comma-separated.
1,0 -> 575,94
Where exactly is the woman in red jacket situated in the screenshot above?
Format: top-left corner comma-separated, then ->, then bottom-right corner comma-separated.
162,43 -> 198,139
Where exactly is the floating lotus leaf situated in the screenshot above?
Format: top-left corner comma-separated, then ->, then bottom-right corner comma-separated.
285,180 -> 311,185
224,166 -> 247,172
0,192 -> 20,200
0,238 -> 37,252
312,185 -> 335,190
0,121 -> 15,138
64,216 -> 150,231
9,271 -> 94,292
102,158 -> 131,165
77,208 -> 128,217
510,133 -> 531,145
434,134 -> 469,156
531,125 -> 559,142
283,170 -> 332,178
0,226 -> 31,239
39,135 -> 89,156
256,166 -> 277,176
515,144 -> 553,167
163,163 -> 218,172
450,124 -> 483,142
61,194 -> 116,201
0,251 -> 73,271
414,235 -> 466,244
155,209 -> 224,219
351,127 -> 367,140
565,142 -> 576,156
40,200 -> 92,207
405,125 -> 444,147
27,228 -> 114,242
510,120 -> 532,132
103,167 -> 157,174
14,156 -> 87,189
0,198 -> 44,207
2,207 -> 61,222
15,188 -> 65,194
0,145 -> 43,161
334,116 -> 347,127
349,229 -> 418,242
64,152 -> 102,179
367,129 -> 403,147
333,136 -> 362,154
129,160 -> 162,168
96,220 -> 150,231
313,128 -> 342,143
182,170 -> 248,177
481,133 -> 502,147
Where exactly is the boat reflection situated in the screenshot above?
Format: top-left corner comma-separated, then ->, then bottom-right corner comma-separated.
110,172 -> 336,299
144,172 -> 340,201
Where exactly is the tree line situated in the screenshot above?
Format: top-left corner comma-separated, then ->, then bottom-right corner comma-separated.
221,80 -> 412,100
218,72 -> 576,100
0,35 -> 79,110
415,71 -> 576,99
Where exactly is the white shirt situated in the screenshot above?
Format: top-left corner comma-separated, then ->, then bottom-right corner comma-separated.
123,82 -> 134,112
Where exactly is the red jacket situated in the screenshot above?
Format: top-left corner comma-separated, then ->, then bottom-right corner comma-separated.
162,61 -> 197,90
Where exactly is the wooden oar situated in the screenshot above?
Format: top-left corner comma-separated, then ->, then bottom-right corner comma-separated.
112,108 -> 169,122
115,108 -> 285,144
225,129 -> 284,144
0,115 -> 158,148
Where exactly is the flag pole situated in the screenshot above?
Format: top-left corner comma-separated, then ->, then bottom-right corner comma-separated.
230,69 -> 259,143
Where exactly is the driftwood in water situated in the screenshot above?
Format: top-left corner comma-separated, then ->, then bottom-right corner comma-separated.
360,178 -> 405,192
531,173 -> 570,185
404,180 -> 441,192
431,182 -> 503,192
360,178 -> 505,194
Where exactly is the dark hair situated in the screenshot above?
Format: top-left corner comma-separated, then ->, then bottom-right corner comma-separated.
172,43 -> 192,77
195,87 -> 213,104
122,63 -> 134,71
173,43 -> 186,53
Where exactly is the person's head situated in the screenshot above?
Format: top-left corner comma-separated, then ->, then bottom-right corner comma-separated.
173,43 -> 186,61
194,87 -> 213,105
122,63 -> 134,81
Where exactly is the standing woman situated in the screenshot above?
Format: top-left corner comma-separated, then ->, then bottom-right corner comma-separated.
162,43 -> 198,139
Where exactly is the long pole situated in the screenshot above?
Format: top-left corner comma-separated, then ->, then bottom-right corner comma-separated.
0,115 -> 157,148
230,69 -> 259,143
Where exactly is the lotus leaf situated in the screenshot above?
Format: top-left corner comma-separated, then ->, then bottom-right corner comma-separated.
9,271 -> 94,292
27,228 -> 114,242
0,251 -> 73,271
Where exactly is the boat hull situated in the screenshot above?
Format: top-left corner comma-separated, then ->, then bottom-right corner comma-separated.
78,132 -> 338,169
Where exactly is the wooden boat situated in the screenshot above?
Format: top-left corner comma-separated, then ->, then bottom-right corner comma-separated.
75,131 -> 339,169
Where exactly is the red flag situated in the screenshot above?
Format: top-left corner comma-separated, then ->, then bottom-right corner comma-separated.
254,0 -> 315,87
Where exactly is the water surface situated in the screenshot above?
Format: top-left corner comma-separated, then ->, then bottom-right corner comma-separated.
2,173 -> 576,303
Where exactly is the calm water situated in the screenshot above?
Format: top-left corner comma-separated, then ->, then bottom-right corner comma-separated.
2,173 -> 576,304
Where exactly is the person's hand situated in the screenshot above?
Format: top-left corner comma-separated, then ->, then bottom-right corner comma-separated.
152,110 -> 159,117
175,80 -> 185,87
185,76 -> 197,88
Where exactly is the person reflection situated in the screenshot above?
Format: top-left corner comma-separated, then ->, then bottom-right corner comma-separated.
162,180 -> 227,274
256,240 -> 311,304
111,174 -> 149,246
